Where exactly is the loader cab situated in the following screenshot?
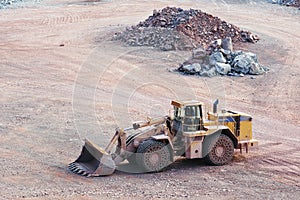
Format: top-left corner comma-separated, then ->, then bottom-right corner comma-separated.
171,100 -> 204,132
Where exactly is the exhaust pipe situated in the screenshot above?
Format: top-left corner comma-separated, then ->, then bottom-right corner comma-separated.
213,99 -> 219,113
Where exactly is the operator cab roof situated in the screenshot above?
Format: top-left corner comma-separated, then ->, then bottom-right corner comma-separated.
171,100 -> 203,108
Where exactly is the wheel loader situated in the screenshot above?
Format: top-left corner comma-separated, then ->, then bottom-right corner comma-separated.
68,99 -> 257,177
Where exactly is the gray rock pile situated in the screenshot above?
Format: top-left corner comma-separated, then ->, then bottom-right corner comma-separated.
114,7 -> 259,51
115,27 -> 193,51
177,37 -> 268,77
0,0 -> 21,8
270,0 -> 300,8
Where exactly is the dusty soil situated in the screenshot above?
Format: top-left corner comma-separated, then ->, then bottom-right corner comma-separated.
0,0 -> 299,199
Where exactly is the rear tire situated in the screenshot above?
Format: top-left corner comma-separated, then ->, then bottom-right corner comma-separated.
136,140 -> 171,172
204,134 -> 234,165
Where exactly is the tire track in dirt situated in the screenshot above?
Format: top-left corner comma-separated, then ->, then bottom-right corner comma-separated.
255,156 -> 300,185
251,144 -> 300,160
248,145 -> 300,184
251,25 -> 299,122
41,11 -> 90,25
259,28 -> 299,121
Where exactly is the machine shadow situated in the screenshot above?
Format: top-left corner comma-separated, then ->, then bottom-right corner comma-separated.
115,157 -> 208,175
115,152 -> 247,176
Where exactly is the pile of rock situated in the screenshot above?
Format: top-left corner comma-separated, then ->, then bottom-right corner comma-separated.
115,27 -> 194,51
0,0 -> 20,8
177,37 -> 268,77
270,0 -> 300,8
114,7 -> 259,51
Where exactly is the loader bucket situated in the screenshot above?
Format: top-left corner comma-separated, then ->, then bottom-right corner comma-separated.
68,139 -> 115,177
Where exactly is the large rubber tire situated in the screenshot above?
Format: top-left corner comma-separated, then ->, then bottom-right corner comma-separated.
204,134 -> 234,166
136,140 -> 171,172
127,154 -> 137,165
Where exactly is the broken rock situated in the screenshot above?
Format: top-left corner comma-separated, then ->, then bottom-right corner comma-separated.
215,63 -> 231,75
249,63 -> 266,75
200,66 -> 217,77
209,51 -> 227,65
115,7 -> 259,51
178,63 -> 202,74
231,52 -> 265,75
221,37 -> 233,52
176,37 -> 266,77
231,54 -> 252,74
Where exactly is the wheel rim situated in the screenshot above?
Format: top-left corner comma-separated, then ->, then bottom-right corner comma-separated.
148,153 -> 160,164
214,146 -> 225,157
210,135 -> 234,165
144,144 -> 170,171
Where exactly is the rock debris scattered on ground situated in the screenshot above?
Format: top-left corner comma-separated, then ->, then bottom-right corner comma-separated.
177,37 -> 268,77
114,7 -> 259,51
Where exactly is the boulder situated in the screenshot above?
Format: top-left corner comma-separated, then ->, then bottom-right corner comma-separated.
209,51 -> 227,65
178,63 -> 202,74
215,63 -> 231,75
231,52 -> 263,74
230,50 -> 244,59
231,54 -> 252,74
221,37 -> 233,52
200,67 -> 217,77
210,39 -> 222,49
245,52 -> 258,62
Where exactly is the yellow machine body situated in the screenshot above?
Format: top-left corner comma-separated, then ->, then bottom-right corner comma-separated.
69,99 -> 257,177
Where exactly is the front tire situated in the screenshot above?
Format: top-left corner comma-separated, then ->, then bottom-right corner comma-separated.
127,154 -> 137,165
136,140 -> 171,172
204,134 -> 234,165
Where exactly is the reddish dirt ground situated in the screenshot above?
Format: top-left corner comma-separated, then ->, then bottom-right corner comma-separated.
0,0 -> 299,199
